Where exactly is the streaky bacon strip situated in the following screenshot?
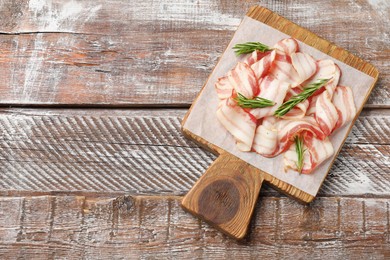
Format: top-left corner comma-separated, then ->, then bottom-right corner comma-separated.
215,76 -> 233,100
227,62 -> 259,98
254,116 -> 326,158
250,75 -> 290,119
282,102 -> 310,119
302,133 -> 334,174
306,59 -> 341,97
291,52 -> 317,83
252,117 -> 280,157
277,116 -> 326,154
251,50 -> 276,80
281,87 -> 309,119
283,133 -> 333,174
273,38 -> 299,55
270,53 -> 301,87
332,85 -> 356,130
216,98 -> 257,152
306,94 -> 319,116
243,50 -> 270,66
214,38 -> 357,174
283,142 -> 310,172
315,90 -> 339,136
326,64 -> 341,96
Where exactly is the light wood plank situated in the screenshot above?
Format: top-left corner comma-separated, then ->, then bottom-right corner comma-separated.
0,108 -> 388,197
0,0 -> 388,106
0,195 -> 389,258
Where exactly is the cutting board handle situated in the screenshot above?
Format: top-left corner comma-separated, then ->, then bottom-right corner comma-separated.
181,152 -> 263,239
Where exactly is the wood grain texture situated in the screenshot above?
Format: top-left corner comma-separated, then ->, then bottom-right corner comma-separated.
0,195 -> 389,259
0,0 -> 387,256
0,0 -> 388,106
182,153 -> 263,239
0,108 -> 389,198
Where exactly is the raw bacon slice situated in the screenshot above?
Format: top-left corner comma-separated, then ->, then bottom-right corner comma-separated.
277,116 -> 326,153
215,76 -> 233,100
326,64 -> 341,96
243,50 -> 270,66
250,75 -> 289,119
303,133 -> 334,174
306,59 -> 341,96
306,95 -> 319,116
216,98 -> 257,151
291,52 -> 317,83
283,142 -> 311,173
227,62 -> 259,98
332,86 -> 356,130
281,87 -> 309,119
270,53 -> 301,87
252,117 -> 279,157
273,38 -> 299,55
315,90 -> 339,136
251,50 -> 276,80
282,101 -> 310,119
214,37 -> 355,174
283,133 -> 333,174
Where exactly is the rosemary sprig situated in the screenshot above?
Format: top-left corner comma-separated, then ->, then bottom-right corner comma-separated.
234,93 -> 275,109
294,136 -> 306,173
274,78 -> 331,117
233,42 -> 273,56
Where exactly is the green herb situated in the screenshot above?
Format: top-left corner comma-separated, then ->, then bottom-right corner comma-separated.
274,78 -> 331,117
234,93 -> 275,109
294,136 -> 305,173
233,42 -> 273,56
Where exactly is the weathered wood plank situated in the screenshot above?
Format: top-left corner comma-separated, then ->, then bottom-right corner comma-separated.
0,195 -> 389,259
0,32 -> 219,106
0,108 -> 389,197
0,0 -> 388,106
0,197 -> 23,243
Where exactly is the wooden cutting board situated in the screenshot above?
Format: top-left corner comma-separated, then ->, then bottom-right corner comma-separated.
181,6 -> 379,240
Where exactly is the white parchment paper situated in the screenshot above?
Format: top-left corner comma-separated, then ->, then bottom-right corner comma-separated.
183,16 -> 376,196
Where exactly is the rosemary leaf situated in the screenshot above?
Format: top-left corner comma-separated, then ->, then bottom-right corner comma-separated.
234,93 -> 275,109
294,136 -> 305,173
233,42 -> 273,56
274,78 -> 331,117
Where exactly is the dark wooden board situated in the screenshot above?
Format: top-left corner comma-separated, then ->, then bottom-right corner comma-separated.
0,0 -> 388,106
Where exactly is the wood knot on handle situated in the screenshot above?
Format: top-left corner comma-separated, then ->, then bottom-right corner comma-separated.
181,153 -> 264,239
198,179 -> 240,224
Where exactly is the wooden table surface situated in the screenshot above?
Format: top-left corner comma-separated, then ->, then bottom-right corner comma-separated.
0,0 -> 389,259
